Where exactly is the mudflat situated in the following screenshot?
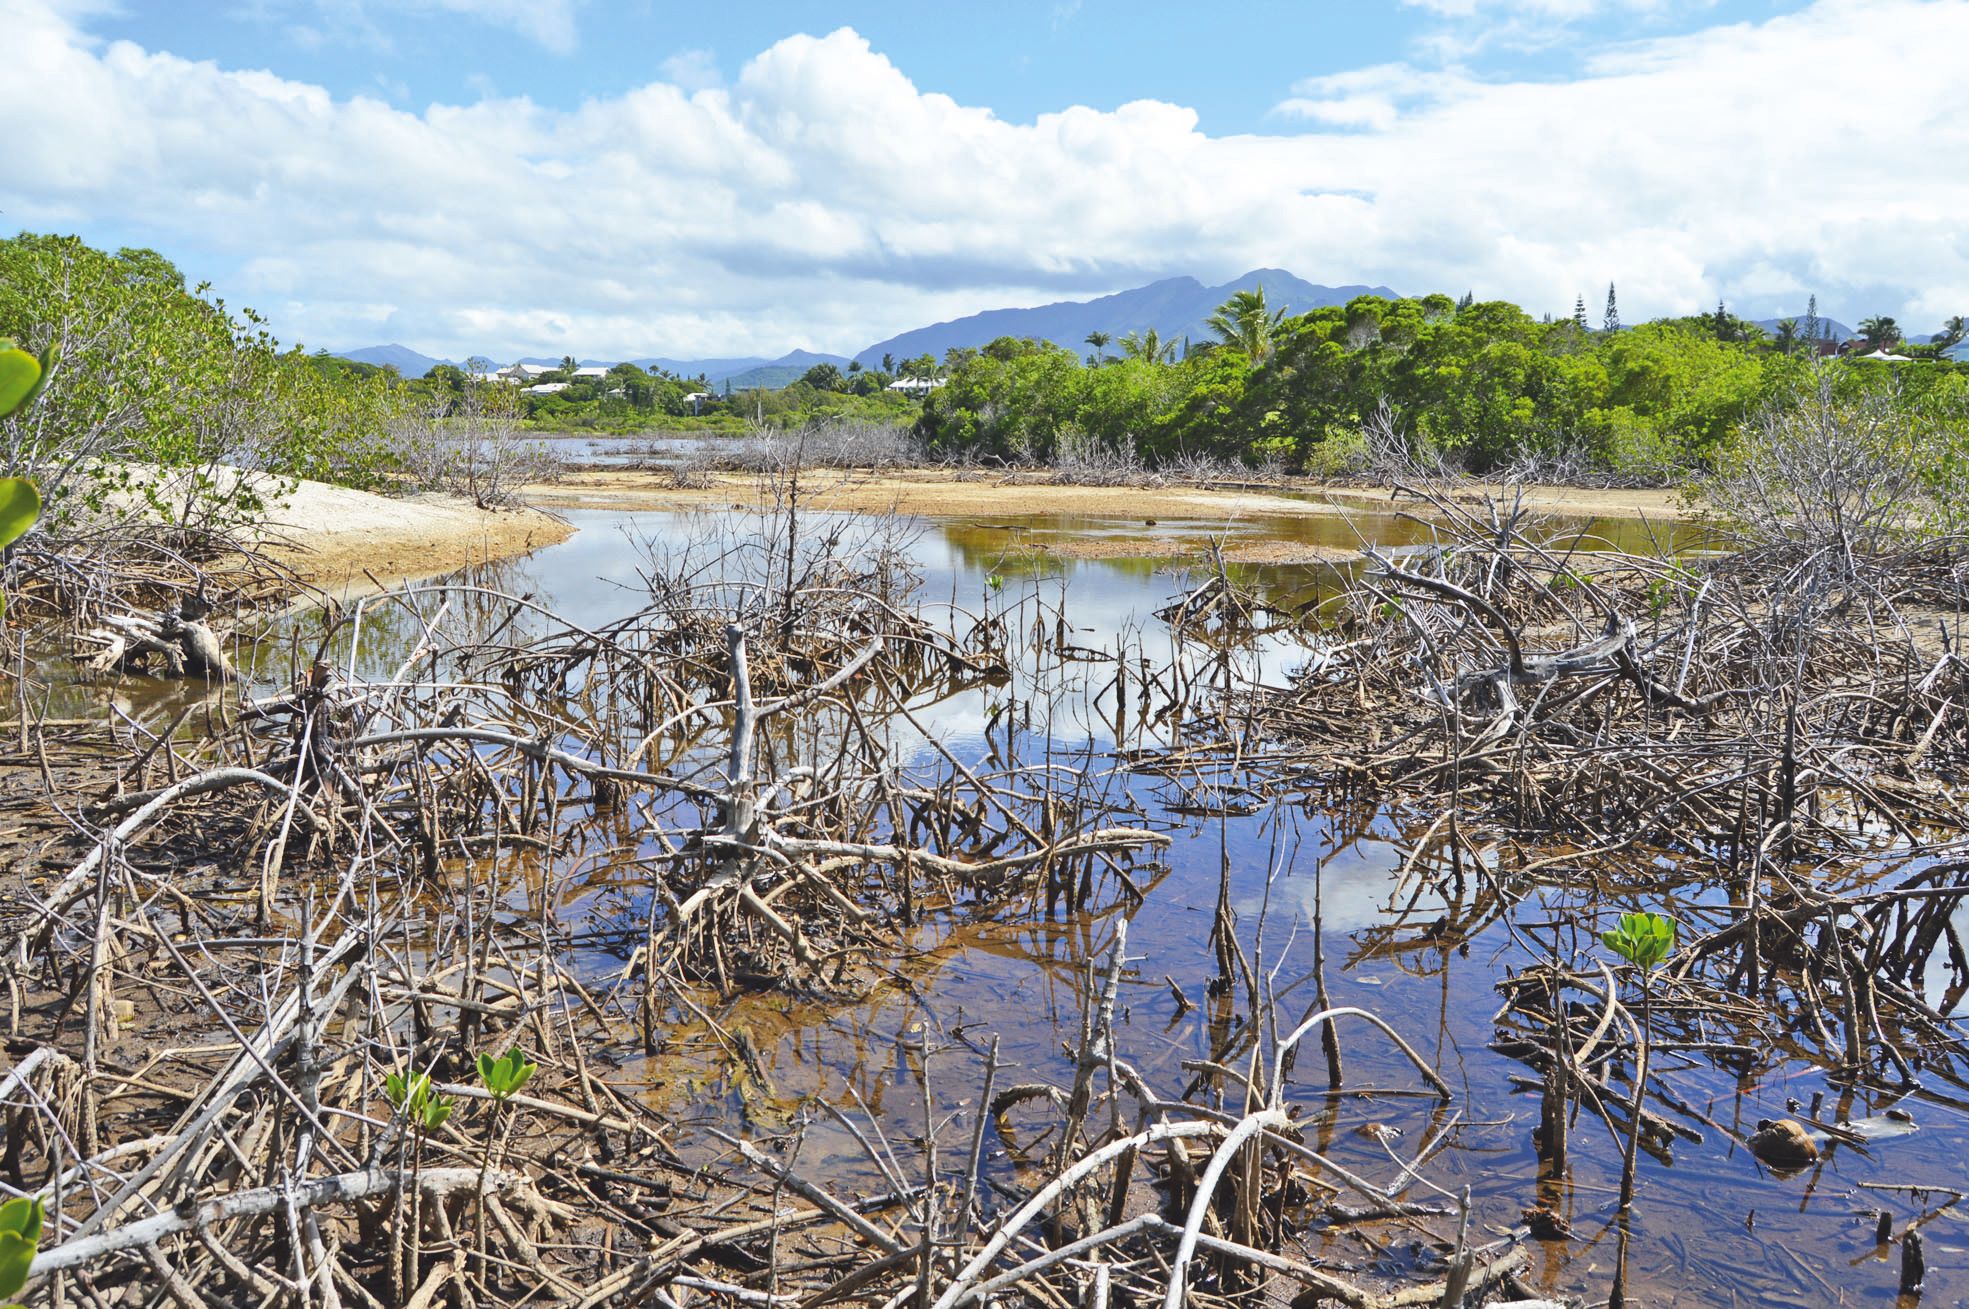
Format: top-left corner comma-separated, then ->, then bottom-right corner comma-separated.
523,466 -> 1689,522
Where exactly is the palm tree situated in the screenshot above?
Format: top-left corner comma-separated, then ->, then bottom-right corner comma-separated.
1205,288 -> 1287,363
1858,316 -> 1902,350
1084,330 -> 1111,365
1120,328 -> 1177,365
1937,315 -> 1967,351
560,354 -> 578,374
1773,318 -> 1800,354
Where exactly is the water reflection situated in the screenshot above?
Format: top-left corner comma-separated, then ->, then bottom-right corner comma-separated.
46,499 -> 1969,1308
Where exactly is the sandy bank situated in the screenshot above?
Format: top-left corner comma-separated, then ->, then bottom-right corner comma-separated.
251,479 -> 573,589
524,468 -> 1688,523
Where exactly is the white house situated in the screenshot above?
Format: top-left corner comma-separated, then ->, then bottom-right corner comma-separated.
496,362 -> 558,382
573,365 -> 610,379
524,382 -> 570,395
887,377 -> 945,394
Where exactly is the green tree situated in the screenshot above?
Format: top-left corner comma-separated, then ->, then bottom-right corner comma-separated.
0,233 -> 404,525
1205,288 -> 1287,363
1119,328 -> 1177,365
1859,315 -> 1902,350
800,362 -> 847,392
1603,283 -> 1620,334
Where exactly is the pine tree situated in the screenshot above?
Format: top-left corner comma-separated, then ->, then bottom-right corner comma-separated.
1714,299 -> 1730,339
1804,294 -> 1819,347
1573,295 -> 1589,329
1458,290 -> 1474,311
1603,283 -> 1620,334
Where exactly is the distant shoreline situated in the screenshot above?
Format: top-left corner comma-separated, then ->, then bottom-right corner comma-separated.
522,466 -> 1688,524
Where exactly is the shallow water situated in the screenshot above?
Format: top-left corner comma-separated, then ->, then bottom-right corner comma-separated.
536,433 -> 715,467
68,502 -> 1969,1305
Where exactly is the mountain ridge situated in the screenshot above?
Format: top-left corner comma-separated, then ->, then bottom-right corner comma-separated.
852,269 -> 1397,366
336,280 -> 1953,383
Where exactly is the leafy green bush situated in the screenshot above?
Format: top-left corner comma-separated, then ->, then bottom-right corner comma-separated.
0,234 -> 404,532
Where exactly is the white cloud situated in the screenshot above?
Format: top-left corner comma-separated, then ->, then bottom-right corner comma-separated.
242,0 -> 583,54
658,48 -> 721,93
1401,0 -> 1670,15
0,0 -> 1964,361
1400,0 -> 1719,60
419,0 -> 579,54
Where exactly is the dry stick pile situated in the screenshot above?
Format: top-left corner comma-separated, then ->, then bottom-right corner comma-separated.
1174,472 -> 1969,1271
11,501 -> 1506,1309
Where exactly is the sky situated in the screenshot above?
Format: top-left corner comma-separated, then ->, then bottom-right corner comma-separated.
3,0 -> 1964,362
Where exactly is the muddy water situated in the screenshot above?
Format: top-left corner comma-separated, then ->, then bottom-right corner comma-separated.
78,503 -> 1969,1305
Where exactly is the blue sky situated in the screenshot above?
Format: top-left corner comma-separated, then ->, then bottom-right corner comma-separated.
5,0 -> 1961,361
86,2 -> 1794,137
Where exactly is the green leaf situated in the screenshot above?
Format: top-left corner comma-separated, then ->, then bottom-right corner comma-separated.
0,1197 -> 43,1300
24,345 -> 55,411
0,479 -> 42,553
0,1198 -> 40,1247
1601,910 -> 1677,972
477,1048 -> 538,1100
0,350 -> 39,421
418,1093 -> 454,1132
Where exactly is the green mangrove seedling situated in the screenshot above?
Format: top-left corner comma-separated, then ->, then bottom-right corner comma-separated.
1603,911 -> 1676,972
384,1068 -> 454,1133
476,1048 -> 538,1101
1603,910 -> 1676,1215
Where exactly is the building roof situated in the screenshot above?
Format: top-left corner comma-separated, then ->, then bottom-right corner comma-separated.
524,381 -> 570,394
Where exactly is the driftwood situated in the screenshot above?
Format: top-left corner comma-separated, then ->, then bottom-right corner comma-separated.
82,593 -> 235,680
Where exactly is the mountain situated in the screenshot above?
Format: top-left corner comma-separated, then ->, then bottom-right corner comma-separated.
1749,316 -> 1855,343
336,343 -> 447,375
624,349 -> 852,387
853,269 -> 1397,366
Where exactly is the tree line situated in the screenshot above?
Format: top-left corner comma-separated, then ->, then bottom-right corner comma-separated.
914,288 -> 1969,475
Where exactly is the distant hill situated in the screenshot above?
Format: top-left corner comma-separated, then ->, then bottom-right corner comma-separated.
628,355 -> 767,383
333,274 -> 1404,389
624,350 -> 853,387
336,343 -> 447,375
323,348 -> 856,387
853,269 -> 1397,366
709,350 -> 850,390
1749,315 -> 1855,343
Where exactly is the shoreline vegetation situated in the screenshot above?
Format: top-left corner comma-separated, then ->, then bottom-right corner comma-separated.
6,231 -> 1969,1307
